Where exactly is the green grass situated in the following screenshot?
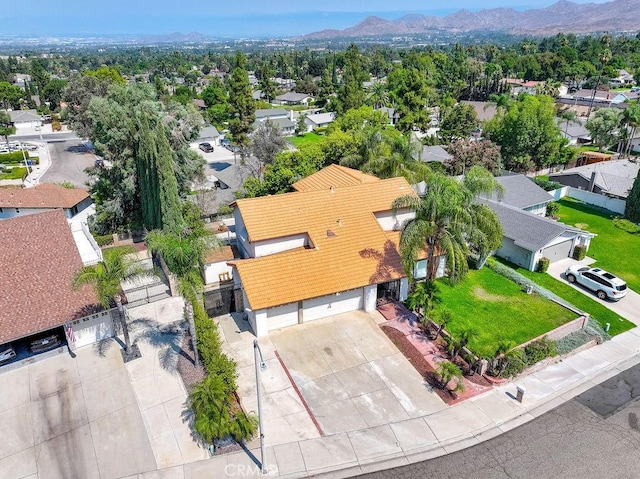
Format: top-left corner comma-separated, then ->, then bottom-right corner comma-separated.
494,258 -> 635,336
432,268 -> 577,357
0,167 -> 27,180
575,145 -> 615,154
556,198 -> 640,292
286,132 -> 325,149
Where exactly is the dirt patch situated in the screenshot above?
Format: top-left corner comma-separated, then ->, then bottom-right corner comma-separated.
472,286 -> 507,302
176,335 -> 206,391
575,222 -> 589,230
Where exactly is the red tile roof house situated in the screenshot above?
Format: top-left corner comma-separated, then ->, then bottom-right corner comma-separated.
0,210 -> 117,353
0,183 -> 93,220
228,165 -> 445,337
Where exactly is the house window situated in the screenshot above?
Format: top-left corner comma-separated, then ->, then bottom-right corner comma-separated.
414,260 -> 427,280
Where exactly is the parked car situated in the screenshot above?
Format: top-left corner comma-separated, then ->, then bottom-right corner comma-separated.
199,142 -> 214,153
94,158 -> 104,168
565,265 -> 627,300
0,344 -> 16,364
29,334 -> 62,354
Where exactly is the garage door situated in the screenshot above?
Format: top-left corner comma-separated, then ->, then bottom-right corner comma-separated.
542,239 -> 573,263
302,288 -> 363,323
266,302 -> 299,331
71,312 -> 115,348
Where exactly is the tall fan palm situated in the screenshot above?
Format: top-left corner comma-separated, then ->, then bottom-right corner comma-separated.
392,166 -> 503,283
73,246 -> 156,359
361,133 -> 431,183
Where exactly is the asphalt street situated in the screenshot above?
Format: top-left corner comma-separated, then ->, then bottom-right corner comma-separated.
40,140 -> 95,187
360,362 -> 640,479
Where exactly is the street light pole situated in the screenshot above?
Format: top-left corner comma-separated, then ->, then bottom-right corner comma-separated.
253,339 -> 267,474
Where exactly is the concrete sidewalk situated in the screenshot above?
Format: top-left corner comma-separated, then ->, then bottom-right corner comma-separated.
126,301 -> 640,479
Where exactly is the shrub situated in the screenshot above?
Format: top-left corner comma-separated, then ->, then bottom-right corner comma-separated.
0,150 -> 29,164
217,204 -> 234,218
537,257 -> 550,273
613,217 -> 640,235
546,201 -> 559,217
523,337 -> 556,364
94,234 -> 114,247
533,177 -> 563,191
573,244 -> 587,261
0,166 -> 27,180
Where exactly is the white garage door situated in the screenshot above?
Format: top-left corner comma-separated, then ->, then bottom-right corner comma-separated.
302,288 -> 363,323
542,239 -> 573,263
266,302 -> 299,331
71,312 -> 115,348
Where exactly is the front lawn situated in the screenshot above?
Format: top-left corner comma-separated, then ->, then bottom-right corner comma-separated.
286,132 -> 325,149
432,267 -> 577,358
556,198 -> 640,292
0,167 -> 27,180
512,265 -> 635,337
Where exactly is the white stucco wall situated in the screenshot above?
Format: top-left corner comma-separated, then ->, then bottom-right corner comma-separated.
254,233 -> 309,257
374,208 -> 415,231
0,206 -> 49,220
495,238 -> 535,271
234,209 -> 255,258
204,261 -> 234,285
524,203 -> 548,217
364,284 -> 377,311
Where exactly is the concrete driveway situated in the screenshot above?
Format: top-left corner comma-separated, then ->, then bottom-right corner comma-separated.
220,310 -> 446,450
0,345 -> 156,479
548,258 -> 640,325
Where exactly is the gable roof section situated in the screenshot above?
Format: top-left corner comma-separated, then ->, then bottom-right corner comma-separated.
481,199 -> 582,252
7,109 -> 40,122
549,159 -> 639,199
305,112 -> 335,126
492,175 -> 552,209
420,145 -> 452,163
292,164 -> 380,192
231,177 -> 414,310
0,183 -> 90,209
0,210 -> 99,344
255,108 -> 288,119
275,92 -> 311,102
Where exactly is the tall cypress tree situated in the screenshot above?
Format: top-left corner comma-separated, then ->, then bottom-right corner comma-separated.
136,114 -> 162,231
625,174 -> 640,223
227,51 -> 255,161
154,121 -> 184,235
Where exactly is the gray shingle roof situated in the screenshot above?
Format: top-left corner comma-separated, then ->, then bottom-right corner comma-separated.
199,125 -> 220,140
492,174 -> 553,209
549,159 -> 640,199
420,145 -> 452,163
255,108 -> 288,119
253,118 -> 294,130
481,199 -> 581,252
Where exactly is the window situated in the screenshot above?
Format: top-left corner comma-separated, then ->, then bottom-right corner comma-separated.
414,260 -> 427,280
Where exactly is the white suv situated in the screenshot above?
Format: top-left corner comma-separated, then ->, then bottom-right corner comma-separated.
565,265 -> 627,301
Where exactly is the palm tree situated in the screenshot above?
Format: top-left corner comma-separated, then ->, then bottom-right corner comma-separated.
405,280 -> 439,320
361,133 -> 431,183
557,108 -> 577,136
146,226 -> 221,367
392,166 -> 503,283
366,82 -> 390,109
73,245 -> 156,359
430,307 -> 451,340
621,103 -> 640,157
486,93 -> 513,115
436,362 -> 465,393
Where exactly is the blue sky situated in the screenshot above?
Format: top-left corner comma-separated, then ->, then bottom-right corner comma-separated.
3,0 -> 610,36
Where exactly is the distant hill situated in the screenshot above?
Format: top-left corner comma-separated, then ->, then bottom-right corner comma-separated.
302,0 -> 640,39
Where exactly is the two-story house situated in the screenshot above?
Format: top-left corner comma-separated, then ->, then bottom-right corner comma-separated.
229,165 -> 424,337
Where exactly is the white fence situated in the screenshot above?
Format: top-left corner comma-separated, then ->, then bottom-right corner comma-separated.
550,186 -> 626,215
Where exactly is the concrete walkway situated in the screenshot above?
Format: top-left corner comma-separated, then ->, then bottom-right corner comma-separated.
121,298 -> 640,479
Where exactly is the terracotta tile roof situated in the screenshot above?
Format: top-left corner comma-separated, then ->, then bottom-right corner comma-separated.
231,177 -> 417,310
292,164 -> 380,192
0,183 -> 90,209
205,245 -> 235,264
0,210 -> 99,344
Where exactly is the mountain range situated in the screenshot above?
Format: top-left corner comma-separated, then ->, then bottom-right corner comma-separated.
302,0 -> 640,39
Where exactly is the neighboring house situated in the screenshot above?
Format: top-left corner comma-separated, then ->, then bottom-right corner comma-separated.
253,109 -> 295,136
304,112 -> 335,132
274,92 -> 313,106
229,166 -> 423,337
0,183 -> 93,220
6,109 -> 42,129
610,69 -> 635,87
548,159 -> 640,200
480,199 -> 594,271
420,145 -> 453,164
11,73 -> 31,90
558,119 -> 591,145
252,90 -> 264,100
198,125 -> 221,146
492,174 -> 554,216
571,89 -> 615,104
377,107 -> 400,126
611,91 -> 640,104
0,209 -> 116,353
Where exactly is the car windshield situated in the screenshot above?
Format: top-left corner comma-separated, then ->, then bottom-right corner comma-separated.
617,285 -> 627,291
578,267 -> 589,272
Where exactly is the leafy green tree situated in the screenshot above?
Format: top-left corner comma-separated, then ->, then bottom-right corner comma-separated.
84,65 -> 126,85
625,173 -> 640,223
586,108 -> 621,151
438,103 -> 479,143
392,167 -> 503,283
335,44 -> 368,114
296,113 -> 307,135
484,94 -> 568,172
387,67 -> 434,132
41,78 -> 68,110
227,52 -> 255,161
316,68 -> 334,107
72,246 -> 155,358
257,65 -> 277,104
0,111 -> 15,144
63,73 -> 115,138
0,81 -> 24,109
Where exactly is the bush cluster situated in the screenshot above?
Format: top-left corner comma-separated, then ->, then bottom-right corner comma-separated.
537,256 -> 550,273
94,234 -> 114,247
0,150 -> 30,164
613,217 -> 640,235
533,177 -> 563,191
500,337 -> 557,378
572,244 -> 587,260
